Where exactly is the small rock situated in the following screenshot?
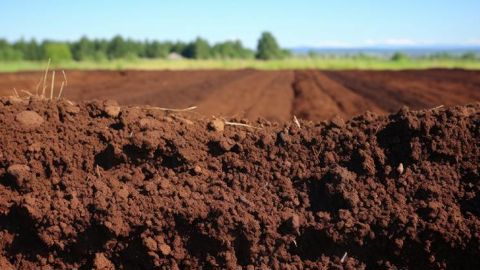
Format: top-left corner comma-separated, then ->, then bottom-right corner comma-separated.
394,238 -> 404,249
159,243 -> 171,256
67,106 -> 81,114
104,100 -> 121,118
331,116 -> 345,128
50,176 -> 62,185
283,213 -> 301,234
290,214 -> 301,231
143,236 -> 158,252
193,165 -> 202,175
117,187 -> 129,199
208,119 -> 224,132
93,252 -> 115,270
62,101 -> 81,114
105,106 -> 121,118
16,110 -> 44,128
397,163 -> 404,174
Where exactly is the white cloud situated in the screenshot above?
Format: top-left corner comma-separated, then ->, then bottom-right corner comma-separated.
383,38 -> 417,46
312,40 -> 355,48
363,38 -> 421,46
309,38 -> 425,47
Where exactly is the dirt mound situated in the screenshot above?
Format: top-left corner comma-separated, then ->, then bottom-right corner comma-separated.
0,97 -> 479,269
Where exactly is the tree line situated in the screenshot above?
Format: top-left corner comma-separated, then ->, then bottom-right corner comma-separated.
0,32 -> 290,61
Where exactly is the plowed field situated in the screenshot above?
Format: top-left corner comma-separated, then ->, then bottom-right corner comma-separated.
1,69 -> 479,121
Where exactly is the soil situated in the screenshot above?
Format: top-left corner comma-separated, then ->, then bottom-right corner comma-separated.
1,69 -> 479,122
0,97 -> 479,269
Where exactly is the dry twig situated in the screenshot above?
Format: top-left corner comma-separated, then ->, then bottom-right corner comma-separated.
95,165 -> 102,177
12,60 -> 68,100
50,70 -> 55,100
293,115 -> 301,128
57,70 -> 67,99
224,121 -> 260,129
21,90 -> 34,97
133,105 -> 198,112
41,59 -> 51,98
430,105 -> 444,110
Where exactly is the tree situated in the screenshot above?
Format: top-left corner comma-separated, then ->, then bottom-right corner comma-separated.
125,39 -> 145,58
211,40 -> 254,59
42,42 -> 72,61
71,36 -> 95,61
391,52 -> 409,61
461,52 -> 477,60
182,37 -> 211,59
0,34 -> 293,62
0,39 -> 23,61
171,41 -> 187,54
92,39 -> 109,61
256,32 -> 284,60
12,39 -> 27,59
24,39 -> 42,60
107,35 -> 129,59
145,41 -> 171,58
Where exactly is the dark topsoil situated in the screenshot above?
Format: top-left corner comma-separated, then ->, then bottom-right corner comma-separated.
0,97 -> 479,270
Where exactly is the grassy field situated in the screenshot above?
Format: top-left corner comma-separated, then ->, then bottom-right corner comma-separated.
1,57 -> 480,72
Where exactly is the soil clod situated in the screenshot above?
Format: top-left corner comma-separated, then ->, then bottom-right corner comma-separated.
208,118 -> 225,132
104,100 -> 121,117
15,110 -> 44,128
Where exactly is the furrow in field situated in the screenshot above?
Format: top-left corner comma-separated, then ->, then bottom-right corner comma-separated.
381,70 -> 480,103
195,71 -> 293,121
290,70 -> 347,121
325,70 -> 480,112
323,71 -> 430,112
312,71 -> 385,117
242,71 -> 294,122
122,69 -> 257,108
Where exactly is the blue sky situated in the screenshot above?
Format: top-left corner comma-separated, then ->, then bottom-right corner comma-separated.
1,0 -> 479,48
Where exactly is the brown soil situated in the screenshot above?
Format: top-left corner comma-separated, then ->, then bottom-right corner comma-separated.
1,69 -> 479,122
0,97 -> 479,269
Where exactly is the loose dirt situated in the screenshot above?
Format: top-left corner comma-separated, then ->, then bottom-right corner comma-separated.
0,97 -> 479,269
1,69 -> 479,122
